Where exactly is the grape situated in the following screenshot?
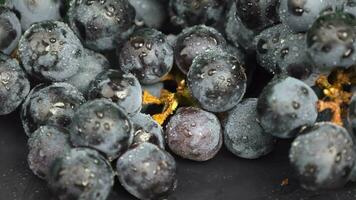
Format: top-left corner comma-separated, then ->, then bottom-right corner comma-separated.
70,99 -> 134,160
21,83 -> 86,136
257,76 -> 318,138
224,98 -> 275,159
174,25 -> 226,74
119,28 -> 173,84
68,0 -> 135,51
87,69 -> 142,116
290,122 -> 356,190
49,148 -> 114,200
27,125 -> 71,179
116,142 -> 177,200
307,12 -> 356,71
187,51 -> 246,113
166,107 -> 222,161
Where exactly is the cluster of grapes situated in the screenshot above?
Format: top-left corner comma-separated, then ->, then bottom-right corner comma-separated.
0,0 -> 356,199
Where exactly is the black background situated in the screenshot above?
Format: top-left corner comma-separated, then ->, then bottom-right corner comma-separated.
1,110 -> 356,200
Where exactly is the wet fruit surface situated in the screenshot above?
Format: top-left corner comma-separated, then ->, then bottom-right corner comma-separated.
21,83 -> 86,136
224,98 -> 275,159
48,148 -> 114,200
70,99 -> 134,160
257,76 -> 318,138
27,125 -> 71,180
88,69 -> 142,116
187,51 -> 247,113
116,142 -> 177,200
174,25 -> 226,74
289,122 -> 356,190
166,107 -> 222,161
68,0 -> 135,51
119,28 -> 173,84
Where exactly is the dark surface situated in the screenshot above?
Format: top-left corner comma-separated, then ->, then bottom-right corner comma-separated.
1,111 -> 356,200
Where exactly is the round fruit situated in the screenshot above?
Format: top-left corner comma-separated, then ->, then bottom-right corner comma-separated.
224,98 -> 275,159
70,99 -> 134,160
257,76 -> 318,138
187,51 -> 246,113
49,148 -> 114,200
21,83 -> 86,136
116,142 -> 177,200
119,28 -> 173,84
290,122 -> 356,190
166,107 -> 222,161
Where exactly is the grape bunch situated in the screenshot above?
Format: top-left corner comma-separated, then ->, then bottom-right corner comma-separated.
0,0 -> 356,199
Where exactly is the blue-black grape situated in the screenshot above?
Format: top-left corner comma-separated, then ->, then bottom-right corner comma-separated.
66,49 -> 110,94
274,33 -> 318,85
174,25 -> 226,74
70,99 -> 134,161
254,25 -> 318,85
0,6 -> 21,55
18,20 -> 84,82
166,107 -> 222,161
169,0 -> 227,28
87,69 -> 142,116
254,24 -> 293,74
130,113 -> 165,149
279,0 -> 345,33
307,12 -> 356,71
119,28 -> 173,84
128,0 -> 167,29
235,0 -> 280,31
187,51 -> 246,113
224,98 -> 275,159
68,0 -> 135,51
289,122 -> 356,190
27,125 -> 71,180
5,0 -> 64,30
116,142 -> 177,200
257,76 -> 318,138
49,148 -> 114,200
0,53 -> 30,115
224,2 -> 257,52
21,82 -> 86,136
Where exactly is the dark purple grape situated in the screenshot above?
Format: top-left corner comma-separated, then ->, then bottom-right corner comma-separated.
307,12 -> 356,71
225,1 -> 257,52
21,83 -> 86,136
119,28 -> 173,84
166,107 -> 222,161
49,148 -> 114,200
27,125 -> 71,180
66,49 -> 110,94
224,98 -> 275,159
128,0 -> 167,29
130,113 -> 165,149
118,28 -> 174,84
174,25 -> 226,74
187,51 -> 247,113
87,69 -> 142,116
18,21 -> 84,82
279,0 -> 345,32
0,53 -> 30,115
68,0 -> 135,51
70,99 -> 134,161
116,142 -> 177,200
0,6 -> 21,55
290,122 -> 356,190
257,76 -> 318,138
235,0 -> 280,31
169,0 -> 227,28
